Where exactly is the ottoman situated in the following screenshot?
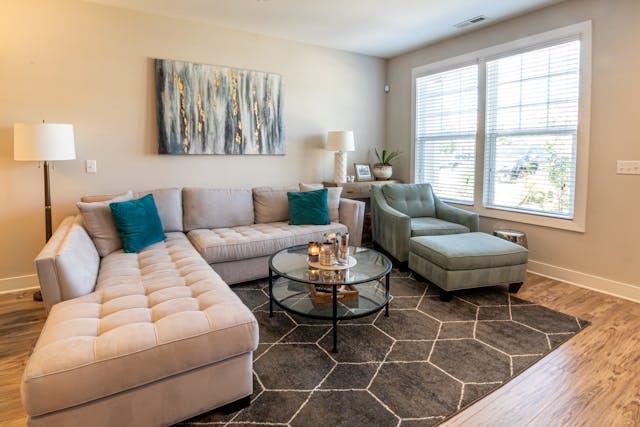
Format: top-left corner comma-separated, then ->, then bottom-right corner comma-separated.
409,232 -> 528,301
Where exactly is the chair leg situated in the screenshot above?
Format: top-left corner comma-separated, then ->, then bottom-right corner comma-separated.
439,291 -> 453,302
508,282 -> 523,293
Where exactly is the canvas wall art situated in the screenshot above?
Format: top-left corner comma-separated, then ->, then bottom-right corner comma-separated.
155,59 -> 285,155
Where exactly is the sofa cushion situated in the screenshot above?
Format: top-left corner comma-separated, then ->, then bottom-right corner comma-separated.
81,188 -> 183,233
77,191 -> 134,256
288,189 -> 330,225
299,183 -> 342,222
411,217 -> 470,237
382,183 -> 436,218
110,194 -> 167,253
188,222 -> 347,263
410,232 -> 529,270
253,186 -> 298,223
21,232 -> 258,417
183,187 -> 254,232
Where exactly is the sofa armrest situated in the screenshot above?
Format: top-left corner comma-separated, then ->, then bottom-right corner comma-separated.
339,198 -> 365,247
371,186 -> 411,262
434,196 -> 479,232
34,215 -> 100,314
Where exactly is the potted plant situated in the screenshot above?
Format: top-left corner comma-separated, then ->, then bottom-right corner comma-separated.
373,149 -> 400,180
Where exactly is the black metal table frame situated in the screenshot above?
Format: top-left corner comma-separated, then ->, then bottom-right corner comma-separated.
268,247 -> 392,353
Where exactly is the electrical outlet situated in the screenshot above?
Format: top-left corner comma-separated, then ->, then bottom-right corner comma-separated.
86,160 -> 97,174
616,160 -> 640,175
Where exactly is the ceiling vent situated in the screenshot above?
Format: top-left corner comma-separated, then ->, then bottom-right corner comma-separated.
454,15 -> 487,29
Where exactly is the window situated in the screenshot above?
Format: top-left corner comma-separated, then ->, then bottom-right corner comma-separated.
415,65 -> 478,204
484,40 -> 580,218
412,22 -> 591,231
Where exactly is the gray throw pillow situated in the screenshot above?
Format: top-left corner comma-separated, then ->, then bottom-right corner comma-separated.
299,183 -> 342,222
77,191 -> 134,257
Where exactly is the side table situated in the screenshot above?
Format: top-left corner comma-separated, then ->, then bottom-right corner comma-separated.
493,229 -> 528,248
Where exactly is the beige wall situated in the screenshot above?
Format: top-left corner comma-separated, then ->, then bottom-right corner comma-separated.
386,0 -> 640,295
0,0 -> 385,287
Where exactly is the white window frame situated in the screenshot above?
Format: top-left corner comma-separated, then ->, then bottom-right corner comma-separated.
411,21 -> 591,232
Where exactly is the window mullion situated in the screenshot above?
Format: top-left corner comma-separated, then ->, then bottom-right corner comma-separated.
475,59 -> 487,208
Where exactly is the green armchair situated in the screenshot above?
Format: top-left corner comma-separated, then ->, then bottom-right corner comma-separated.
371,183 -> 479,264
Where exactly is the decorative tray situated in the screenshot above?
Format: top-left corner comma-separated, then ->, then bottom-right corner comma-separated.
306,256 -> 357,270
307,284 -> 359,303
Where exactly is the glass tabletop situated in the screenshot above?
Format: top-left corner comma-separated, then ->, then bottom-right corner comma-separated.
269,245 -> 392,286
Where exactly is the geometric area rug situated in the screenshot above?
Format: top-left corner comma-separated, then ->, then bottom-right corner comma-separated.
180,269 -> 589,427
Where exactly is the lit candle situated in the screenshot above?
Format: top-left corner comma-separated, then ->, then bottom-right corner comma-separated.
308,242 -> 319,262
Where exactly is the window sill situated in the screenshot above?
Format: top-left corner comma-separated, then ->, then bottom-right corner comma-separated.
449,203 -> 586,233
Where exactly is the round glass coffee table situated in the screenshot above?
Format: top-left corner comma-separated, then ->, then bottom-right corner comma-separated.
268,245 -> 392,352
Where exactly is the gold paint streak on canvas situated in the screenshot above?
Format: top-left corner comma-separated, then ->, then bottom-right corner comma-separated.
231,71 -> 238,117
235,134 -> 241,144
178,77 -> 189,153
197,94 -> 205,133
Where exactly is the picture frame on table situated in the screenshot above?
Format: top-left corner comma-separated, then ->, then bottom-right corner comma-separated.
354,163 -> 374,182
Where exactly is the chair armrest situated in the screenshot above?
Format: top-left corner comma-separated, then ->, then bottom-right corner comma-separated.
434,196 -> 479,232
339,198 -> 365,247
371,186 -> 411,262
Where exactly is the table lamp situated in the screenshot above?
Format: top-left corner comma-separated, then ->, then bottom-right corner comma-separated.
326,131 -> 355,183
14,122 -> 76,300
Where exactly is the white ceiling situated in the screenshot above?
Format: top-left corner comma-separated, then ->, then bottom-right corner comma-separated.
87,0 -> 563,58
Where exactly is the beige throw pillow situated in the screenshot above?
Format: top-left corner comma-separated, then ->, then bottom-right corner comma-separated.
299,183 -> 342,223
77,191 -> 134,257
253,186 -> 298,223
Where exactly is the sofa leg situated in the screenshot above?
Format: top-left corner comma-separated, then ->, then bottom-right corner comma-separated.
218,395 -> 251,414
439,291 -> 453,302
398,261 -> 408,272
509,282 -> 523,293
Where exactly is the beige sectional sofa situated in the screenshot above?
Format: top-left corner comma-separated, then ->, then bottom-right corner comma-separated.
23,185 -> 365,427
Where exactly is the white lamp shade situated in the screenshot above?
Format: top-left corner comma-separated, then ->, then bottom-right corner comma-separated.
326,130 -> 355,152
14,123 -> 76,161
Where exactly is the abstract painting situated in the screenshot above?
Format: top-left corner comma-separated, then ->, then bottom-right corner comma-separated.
155,59 -> 285,155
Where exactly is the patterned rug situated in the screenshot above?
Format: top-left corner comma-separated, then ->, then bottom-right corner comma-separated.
180,270 -> 588,426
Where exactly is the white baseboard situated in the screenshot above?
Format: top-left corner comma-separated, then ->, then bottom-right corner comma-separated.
527,259 -> 640,303
0,274 -> 39,294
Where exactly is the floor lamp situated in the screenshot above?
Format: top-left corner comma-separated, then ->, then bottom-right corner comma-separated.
14,123 -> 76,301
326,131 -> 355,184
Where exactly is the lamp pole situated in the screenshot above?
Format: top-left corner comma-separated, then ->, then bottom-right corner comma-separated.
44,160 -> 52,241
13,122 -> 76,303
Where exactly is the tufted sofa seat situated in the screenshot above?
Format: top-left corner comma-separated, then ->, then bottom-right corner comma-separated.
23,233 -> 258,422
188,221 -> 346,263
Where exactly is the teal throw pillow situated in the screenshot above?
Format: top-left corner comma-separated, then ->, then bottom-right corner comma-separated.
109,194 -> 166,253
288,189 -> 330,225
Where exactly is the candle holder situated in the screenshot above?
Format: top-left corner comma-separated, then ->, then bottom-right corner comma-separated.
308,268 -> 320,281
308,242 -> 319,262
320,241 -> 335,266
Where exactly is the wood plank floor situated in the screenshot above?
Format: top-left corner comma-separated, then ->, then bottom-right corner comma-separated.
1,274 -> 639,426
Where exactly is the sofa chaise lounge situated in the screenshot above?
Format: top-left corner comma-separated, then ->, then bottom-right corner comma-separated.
22,185 -> 365,427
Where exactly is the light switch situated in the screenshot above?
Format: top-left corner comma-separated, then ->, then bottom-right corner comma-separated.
616,160 -> 640,175
86,160 -> 97,174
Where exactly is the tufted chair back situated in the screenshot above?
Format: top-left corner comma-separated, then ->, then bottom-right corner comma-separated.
381,183 -> 436,218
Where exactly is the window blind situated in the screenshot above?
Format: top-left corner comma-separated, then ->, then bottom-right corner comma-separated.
484,39 -> 581,218
415,64 -> 478,204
